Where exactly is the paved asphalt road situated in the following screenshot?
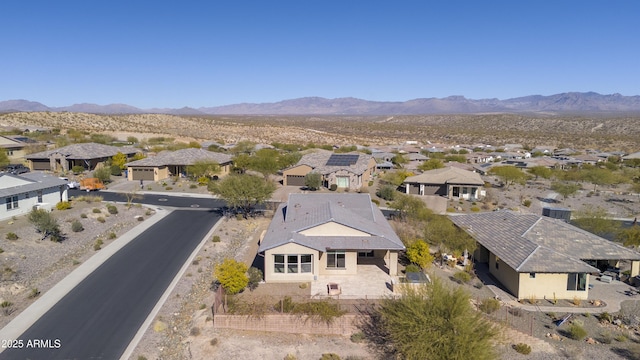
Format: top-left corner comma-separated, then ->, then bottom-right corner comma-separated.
71,188 -> 227,209
0,209 -> 220,360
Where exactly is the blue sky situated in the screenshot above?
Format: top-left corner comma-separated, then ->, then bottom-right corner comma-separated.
1,1 -> 638,108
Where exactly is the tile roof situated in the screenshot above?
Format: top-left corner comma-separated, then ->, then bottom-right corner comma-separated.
259,193 -> 405,253
291,149 -> 373,175
450,211 -> 640,273
27,143 -> 139,160
0,172 -> 67,197
404,166 -> 484,186
125,148 -> 233,167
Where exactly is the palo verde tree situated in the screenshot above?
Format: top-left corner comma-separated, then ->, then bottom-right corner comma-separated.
304,172 -> 322,191
110,152 -> 127,170
208,174 -> 276,217
418,159 -> 445,172
214,258 -> 248,295
572,205 -> 620,238
187,159 -> 220,179
248,148 -> 281,180
550,181 -> 581,201
0,150 -> 9,168
373,278 -> 498,360
489,166 -> 529,190
527,165 -> 553,181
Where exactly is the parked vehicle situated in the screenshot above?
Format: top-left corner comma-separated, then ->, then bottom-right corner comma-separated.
79,178 -> 105,191
5,164 -> 30,175
59,177 -> 80,189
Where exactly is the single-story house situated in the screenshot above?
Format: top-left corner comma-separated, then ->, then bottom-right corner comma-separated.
450,211 -> 640,300
26,143 -> 140,172
0,172 -> 68,220
282,150 -> 376,191
404,166 -> 485,200
0,135 -> 36,163
258,193 -> 405,283
125,148 -> 234,182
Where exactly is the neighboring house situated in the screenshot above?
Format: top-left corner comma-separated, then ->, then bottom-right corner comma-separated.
0,135 -> 34,163
26,143 -> 140,172
450,211 -> 640,300
282,150 -> 376,191
125,148 -> 233,182
0,172 -> 68,220
258,193 -> 405,283
572,154 -> 602,166
404,166 -> 485,200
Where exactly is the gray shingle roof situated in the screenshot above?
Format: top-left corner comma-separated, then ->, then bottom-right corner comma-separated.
405,167 -> 484,185
125,148 -> 233,167
449,211 -> 640,273
291,149 -> 373,175
0,172 -> 67,197
27,143 -> 139,160
259,193 -> 405,253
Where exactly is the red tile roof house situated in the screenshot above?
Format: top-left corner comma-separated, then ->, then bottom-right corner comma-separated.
258,193 -> 405,285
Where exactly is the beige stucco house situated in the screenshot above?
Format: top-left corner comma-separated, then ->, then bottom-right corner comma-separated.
404,166 -> 485,200
125,148 -> 233,182
450,211 -> 640,301
282,150 -> 376,191
26,143 -> 140,172
258,193 -> 405,283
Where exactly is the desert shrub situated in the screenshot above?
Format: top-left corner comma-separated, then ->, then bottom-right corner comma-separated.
470,206 -> 480,212
1,301 -> 14,315
107,204 -> 118,214
283,354 -> 297,360
214,258 -> 248,295
405,264 -> 420,273
97,217 -> 106,223
598,312 -> 613,323
350,331 -> 365,343
165,186 -> 173,190
615,333 -> 628,342
572,296 -> 581,306
6,232 -> 18,240
80,213 -> 87,218
210,338 -> 218,346
568,323 -> 587,340
479,298 -> 501,314
76,195 -> 103,203
94,239 -> 104,250
247,267 -> 263,291
28,288 -> 41,299
71,220 -> 84,232
56,201 -> 71,210
72,165 -> 85,174
212,235 -> 221,243
453,271 -> 472,284
371,199 -> 379,206
600,331 -> 613,344
137,216 -> 144,221
330,184 -> 337,191
513,343 -> 531,355
0,248 -> 3,254
93,208 -> 101,213
108,232 -> 116,239
377,185 -> 397,201
110,165 -> 122,176
93,166 -> 111,183
522,199 -> 532,207
28,208 -> 62,242
320,353 -> 341,360
190,184 -> 198,189
474,282 -> 484,289
190,327 -> 200,336
508,307 -> 523,317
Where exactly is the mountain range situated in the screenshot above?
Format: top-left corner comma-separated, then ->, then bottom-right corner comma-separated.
2,92 -> 640,115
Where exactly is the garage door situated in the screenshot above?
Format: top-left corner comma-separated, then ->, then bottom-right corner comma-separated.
131,168 -> 155,181
286,175 -> 306,186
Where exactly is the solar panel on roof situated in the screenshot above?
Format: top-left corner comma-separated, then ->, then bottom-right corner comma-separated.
326,154 -> 359,166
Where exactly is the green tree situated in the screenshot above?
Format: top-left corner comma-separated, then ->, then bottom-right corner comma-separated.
583,167 -> 615,191
380,169 -> 413,187
376,184 -> 397,201
232,153 -> 251,174
214,258 -> 248,295
187,160 -> 220,179
304,172 -> 322,190
93,166 -> 112,183
375,278 -> 497,360
111,152 -> 127,170
28,209 -> 63,242
278,152 -> 302,169
489,166 -> 529,189
390,193 -> 431,222
405,240 -> 434,270
209,174 -> 276,216
126,136 -> 139,144
444,154 -> 467,163
572,205 -> 620,237
0,151 -> 9,168
618,225 -> 640,248
418,159 -> 445,172
551,182 -> 581,201
527,166 -> 553,181
230,140 -> 256,155
249,148 -> 280,179
391,154 -> 408,167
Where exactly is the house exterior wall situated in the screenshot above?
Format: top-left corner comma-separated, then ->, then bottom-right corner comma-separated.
264,243 -> 320,283
299,222 -> 369,237
488,252 -> 520,298
518,273 -> 589,301
319,251 -> 358,275
283,165 -> 312,186
0,186 -> 67,221
127,166 -> 170,182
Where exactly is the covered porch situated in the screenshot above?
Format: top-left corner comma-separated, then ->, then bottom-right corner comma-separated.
311,259 -> 397,299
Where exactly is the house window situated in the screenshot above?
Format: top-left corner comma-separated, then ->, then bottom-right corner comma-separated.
274,255 -> 285,273
358,251 -> 374,258
336,176 -> 349,188
327,251 -> 346,269
6,196 -> 19,210
529,273 -> 536,278
274,254 -> 313,274
566,273 -> 587,291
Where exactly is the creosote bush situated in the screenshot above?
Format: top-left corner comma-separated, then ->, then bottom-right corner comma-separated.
568,323 -> 587,340
71,220 -> 84,232
513,343 -> 531,355
6,232 -> 18,240
212,235 -> 221,242
479,298 -> 501,314
453,271 -> 472,284
107,204 -> 118,214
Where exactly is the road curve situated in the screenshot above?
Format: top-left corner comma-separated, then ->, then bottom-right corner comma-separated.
0,209 -> 220,360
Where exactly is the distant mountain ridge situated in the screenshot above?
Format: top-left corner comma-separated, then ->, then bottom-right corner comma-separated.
2,92 -> 640,115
